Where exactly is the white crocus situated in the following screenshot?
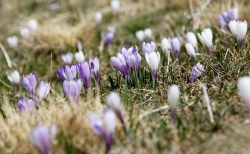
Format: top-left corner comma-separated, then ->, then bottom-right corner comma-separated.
161,38 -> 170,54
95,12 -> 102,26
229,20 -> 248,46
144,28 -> 152,38
145,51 -> 160,80
7,70 -> 20,85
168,84 -> 180,110
75,50 -> 85,63
185,43 -> 196,58
198,28 -> 214,52
106,92 -> 121,111
20,28 -> 30,40
61,52 -> 73,65
110,0 -> 120,14
103,109 -> 117,135
136,30 -> 145,42
27,20 -> 38,32
7,36 -> 18,49
237,76 -> 250,114
186,32 -> 198,52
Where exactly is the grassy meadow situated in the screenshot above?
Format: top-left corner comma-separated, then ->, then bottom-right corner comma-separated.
0,0 -> 250,153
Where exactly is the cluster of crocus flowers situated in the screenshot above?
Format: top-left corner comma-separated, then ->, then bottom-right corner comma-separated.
29,124 -> 57,154
88,109 -> 116,152
135,28 -> 152,42
142,40 -> 160,81
7,36 -> 18,50
198,28 -> 214,52
22,72 -> 50,107
229,20 -> 248,46
189,63 -> 204,83
111,46 -> 141,78
106,92 -> 128,135
168,84 -> 180,127
217,8 -> 238,30
7,70 -> 20,86
237,76 -> 250,114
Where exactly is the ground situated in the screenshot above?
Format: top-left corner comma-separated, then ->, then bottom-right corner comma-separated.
0,0 -> 250,153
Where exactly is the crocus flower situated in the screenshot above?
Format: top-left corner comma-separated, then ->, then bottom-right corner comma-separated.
7,70 -> 20,85
189,63 -> 204,83
63,79 -> 82,103
161,38 -> 170,54
63,65 -> 77,81
169,37 -> 182,59
48,2 -> 60,10
120,46 -> 141,75
110,0 -> 120,14
20,28 -> 30,40
142,40 -> 156,56
168,84 -> 180,127
185,43 -> 196,58
106,92 -> 127,135
29,124 -> 57,154
61,52 -> 73,65
217,8 -> 238,30
104,32 -> 114,48
75,50 -> 85,63
77,40 -> 82,51
136,30 -> 145,42
144,28 -> 152,38
77,62 -> 91,88
95,12 -> 102,26
18,97 -> 34,115
57,67 -> 66,81
27,19 -> 38,32
229,20 -> 248,46
7,36 -> 18,49
145,51 -> 160,80
22,72 -> 37,98
186,32 -> 198,52
237,76 -> 250,114
198,28 -> 214,52
107,25 -> 116,33
37,80 -> 50,105
89,57 -> 100,85
111,53 -> 129,76
88,109 -> 116,152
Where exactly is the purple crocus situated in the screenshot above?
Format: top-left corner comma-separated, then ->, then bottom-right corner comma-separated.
18,97 -> 34,115
169,37 -> 182,59
88,109 -> 116,152
111,53 -> 129,76
104,32 -> 114,48
189,63 -> 204,83
37,80 -> 50,105
120,46 -> 141,75
89,57 -> 100,85
29,124 -> 57,154
217,8 -> 238,30
77,62 -> 91,89
142,40 -> 156,56
57,65 -> 76,82
63,79 -> 82,103
22,72 -> 37,98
